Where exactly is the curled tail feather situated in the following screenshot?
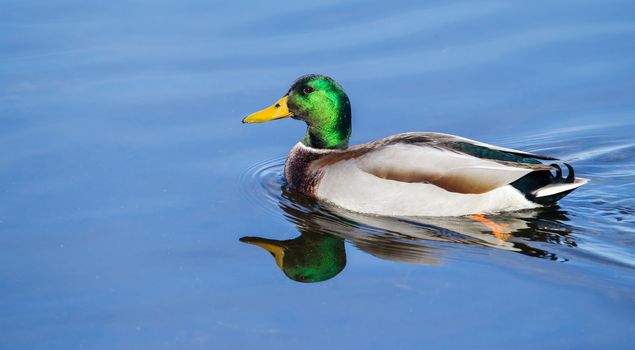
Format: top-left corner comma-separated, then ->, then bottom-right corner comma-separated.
511,162 -> 588,205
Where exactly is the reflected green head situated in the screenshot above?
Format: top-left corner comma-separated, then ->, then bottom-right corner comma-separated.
240,232 -> 346,283
281,234 -> 346,283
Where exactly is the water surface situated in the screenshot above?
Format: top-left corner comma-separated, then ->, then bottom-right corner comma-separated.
1,0 -> 635,349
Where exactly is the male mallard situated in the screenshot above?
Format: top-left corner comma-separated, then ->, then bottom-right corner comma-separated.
243,74 -> 588,216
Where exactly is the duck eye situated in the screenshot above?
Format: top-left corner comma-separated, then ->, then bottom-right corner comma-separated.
303,86 -> 314,94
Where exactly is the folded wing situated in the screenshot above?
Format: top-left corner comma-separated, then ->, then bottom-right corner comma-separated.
353,142 -> 552,194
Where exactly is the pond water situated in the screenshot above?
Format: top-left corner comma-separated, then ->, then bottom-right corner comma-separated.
2,0 -> 635,349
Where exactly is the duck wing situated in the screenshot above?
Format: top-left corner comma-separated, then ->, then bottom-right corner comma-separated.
373,132 -> 557,163
312,132 -> 555,195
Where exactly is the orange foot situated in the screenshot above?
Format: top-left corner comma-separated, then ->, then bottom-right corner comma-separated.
471,214 -> 512,243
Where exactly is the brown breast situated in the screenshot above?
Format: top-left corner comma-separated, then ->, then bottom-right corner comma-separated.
284,143 -> 333,196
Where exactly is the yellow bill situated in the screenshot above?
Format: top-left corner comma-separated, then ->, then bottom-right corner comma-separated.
240,237 -> 286,269
242,96 -> 293,123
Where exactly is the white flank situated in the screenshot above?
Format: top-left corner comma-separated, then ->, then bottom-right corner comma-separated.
316,159 -> 540,217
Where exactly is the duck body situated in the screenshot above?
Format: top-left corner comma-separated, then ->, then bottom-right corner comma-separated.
284,132 -> 587,216
245,74 -> 588,217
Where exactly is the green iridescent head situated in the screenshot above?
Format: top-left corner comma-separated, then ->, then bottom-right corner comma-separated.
243,74 -> 352,150
240,232 -> 346,283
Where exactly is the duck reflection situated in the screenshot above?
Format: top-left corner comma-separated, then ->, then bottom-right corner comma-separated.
240,232 -> 346,283
240,185 -> 576,283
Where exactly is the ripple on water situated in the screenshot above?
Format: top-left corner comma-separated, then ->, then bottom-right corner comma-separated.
240,155 -> 287,216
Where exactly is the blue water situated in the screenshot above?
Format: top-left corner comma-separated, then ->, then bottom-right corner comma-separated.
2,1 -> 635,349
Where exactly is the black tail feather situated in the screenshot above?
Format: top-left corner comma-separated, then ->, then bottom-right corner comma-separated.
512,162 -> 579,205
549,163 -> 575,184
564,163 -> 575,183
549,163 -> 562,180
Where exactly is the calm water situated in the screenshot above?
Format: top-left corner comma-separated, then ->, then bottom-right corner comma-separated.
2,1 -> 635,349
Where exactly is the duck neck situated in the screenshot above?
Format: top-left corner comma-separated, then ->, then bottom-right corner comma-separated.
301,110 -> 351,150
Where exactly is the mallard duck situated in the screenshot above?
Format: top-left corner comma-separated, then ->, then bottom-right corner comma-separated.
243,74 -> 588,216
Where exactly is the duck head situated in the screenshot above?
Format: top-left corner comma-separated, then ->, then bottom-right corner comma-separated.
240,231 -> 346,283
242,74 -> 352,150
